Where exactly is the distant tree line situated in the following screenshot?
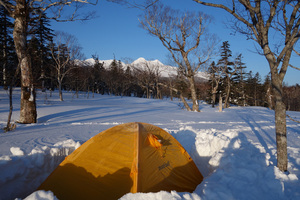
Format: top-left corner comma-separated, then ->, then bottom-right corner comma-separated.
63,56 -> 209,103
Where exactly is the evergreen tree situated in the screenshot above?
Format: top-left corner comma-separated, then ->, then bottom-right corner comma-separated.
107,59 -> 119,95
245,71 -> 262,106
253,72 -> 263,106
232,54 -> 247,106
28,12 -> 54,90
91,54 -> 105,95
0,6 -> 17,88
217,41 -> 236,108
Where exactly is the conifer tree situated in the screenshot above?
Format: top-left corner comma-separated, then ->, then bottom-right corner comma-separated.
217,41 -> 236,108
29,12 -> 54,91
232,54 -> 247,106
0,6 -> 16,89
253,72 -> 262,106
246,71 -> 262,106
108,59 -> 118,95
91,54 -> 105,95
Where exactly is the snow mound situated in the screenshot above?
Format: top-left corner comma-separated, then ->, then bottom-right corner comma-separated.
0,139 -> 80,200
23,190 -> 58,200
10,147 -> 25,156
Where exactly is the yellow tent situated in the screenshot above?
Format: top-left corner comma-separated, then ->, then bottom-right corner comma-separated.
39,122 -> 203,199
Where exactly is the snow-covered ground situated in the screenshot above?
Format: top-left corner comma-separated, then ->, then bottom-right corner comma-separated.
0,88 -> 299,200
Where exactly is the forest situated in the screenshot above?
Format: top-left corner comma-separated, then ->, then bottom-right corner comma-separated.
1,5 -> 299,112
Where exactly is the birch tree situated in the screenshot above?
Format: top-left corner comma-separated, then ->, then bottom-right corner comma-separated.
0,0 -> 97,123
208,61 -> 222,108
193,0 -> 300,172
50,31 -> 83,101
139,3 -> 217,112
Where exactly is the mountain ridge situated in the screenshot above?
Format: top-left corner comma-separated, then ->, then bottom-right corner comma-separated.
84,57 -> 208,80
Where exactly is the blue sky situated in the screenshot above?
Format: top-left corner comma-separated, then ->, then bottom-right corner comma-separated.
51,0 -> 299,85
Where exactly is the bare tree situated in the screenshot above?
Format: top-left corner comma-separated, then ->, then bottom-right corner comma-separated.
139,3 -> 217,112
50,31 -> 84,101
0,0 -> 97,123
208,61 -> 222,108
132,60 -> 160,99
193,0 -> 300,172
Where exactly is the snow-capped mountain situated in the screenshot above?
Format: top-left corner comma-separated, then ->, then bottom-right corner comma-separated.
131,57 -> 163,67
84,58 -> 118,68
130,57 -> 178,78
85,57 -> 208,80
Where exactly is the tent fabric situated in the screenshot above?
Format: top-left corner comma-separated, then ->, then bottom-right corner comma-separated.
38,122 -> 203,199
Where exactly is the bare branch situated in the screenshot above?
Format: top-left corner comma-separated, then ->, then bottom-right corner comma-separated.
139,2 -> 217,111
108,0 -> 159,10
193,0 -> 300,173
294,48 -> 300,56
287,114 -> 300,123
3,0 -> 98,21
193,0 -> 259,39
289,64 -> 300,71
40,0 -> 98,21
0,0 -> 14,16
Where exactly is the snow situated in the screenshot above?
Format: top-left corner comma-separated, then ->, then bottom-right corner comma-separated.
84,57 -> 208,79
23,191 -> 58,200
10,147 -> 25,156
0,88 -> 299,200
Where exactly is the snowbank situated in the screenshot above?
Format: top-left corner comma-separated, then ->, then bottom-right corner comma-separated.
0,139 -> 79,200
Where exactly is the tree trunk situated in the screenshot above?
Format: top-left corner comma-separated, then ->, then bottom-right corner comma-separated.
188,76 -> 199,112
242,90 -> 246,107
212,92 -> 216,108
272,79 -> 288,171
254,85 -> 257,106
2,26 -> 8,90
180,94 -> 192,111
156,81 -> 161,99
8,85 -> 13,126
265,42 -> 289,172
219,93 -> 222,112
58,80 -> 63,101
224,77 -> 231,108
13,0 -> 37,124
266,87 -> 273,109
212,84 -> 218,108
4,85 -> 14,132
211,79 -> 219,108
169,79 -> 173,101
